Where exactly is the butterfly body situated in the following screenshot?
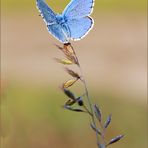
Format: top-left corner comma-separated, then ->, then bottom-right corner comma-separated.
36,0 -> 95,43
56,15 -> 66,25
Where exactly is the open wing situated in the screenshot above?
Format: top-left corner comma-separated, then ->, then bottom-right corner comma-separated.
36,0 -> 57,24
66,16 -> 93,40
36,0 -> 70,43
63,0 -> 94,19
47,23 -> 70,43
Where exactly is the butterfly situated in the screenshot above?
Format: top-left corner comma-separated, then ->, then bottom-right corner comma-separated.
36,0 -> 95,43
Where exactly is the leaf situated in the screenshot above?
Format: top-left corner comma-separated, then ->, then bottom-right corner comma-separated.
64,105 -> 85,113
94,104 -> 102,122
90,123 -> 101,135
106,135 -> 124,146
55,58 -> 73,65
63,79 -> 78,88
104,114 -> 112,128
62,88 -> 76,100
65,68 -> 80,79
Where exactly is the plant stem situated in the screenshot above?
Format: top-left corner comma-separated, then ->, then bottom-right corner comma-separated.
69,43 -> 101,148
83,104 -> 93,116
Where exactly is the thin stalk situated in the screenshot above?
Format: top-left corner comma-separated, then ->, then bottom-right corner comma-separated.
100,121 -> 106,146
83,104 -> 93,116
69,43 -> 101,148
79,64 -> 101,148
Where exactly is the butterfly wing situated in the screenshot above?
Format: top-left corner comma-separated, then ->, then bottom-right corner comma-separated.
63,0 -> 94,19
36,0 -> 69,43
66,16 -> 93,40
62,0 -> 94,40
47,23 -> 70,43
36,0 -> 56,24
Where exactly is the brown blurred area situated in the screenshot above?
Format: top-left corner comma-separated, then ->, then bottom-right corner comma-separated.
1,13 -> 147,103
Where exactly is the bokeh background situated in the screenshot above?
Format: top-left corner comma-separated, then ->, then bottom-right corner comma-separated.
1,0 -> 147,148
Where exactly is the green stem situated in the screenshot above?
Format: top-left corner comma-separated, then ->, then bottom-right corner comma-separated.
83,104 -> 93,116
69,43 -> 101,148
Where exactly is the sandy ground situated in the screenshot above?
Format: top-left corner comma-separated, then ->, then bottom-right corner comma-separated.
1,13 -> 147,103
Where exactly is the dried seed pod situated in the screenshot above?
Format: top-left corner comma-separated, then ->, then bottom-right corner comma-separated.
76,97 -> 84,106
58,44 -> 78,65
63,79 -> 78,88
57,43 -> 73,57
55,58 -> 73,65
104,114 -> 112,128
65,68 -> 80,79
55,43 -> 79,65
65,99 -> 76,106
62,88 -> 76,100
106,135 -> 124,146
64,105 -> 85,113
94,104 -> 102,122
77,99 -> 83,106
63,43 -> 74,54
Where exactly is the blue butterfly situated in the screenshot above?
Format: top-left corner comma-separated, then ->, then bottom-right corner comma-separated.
36,0 -> 95,43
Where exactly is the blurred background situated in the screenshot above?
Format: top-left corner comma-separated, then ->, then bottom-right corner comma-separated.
1,0 -> 147,148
